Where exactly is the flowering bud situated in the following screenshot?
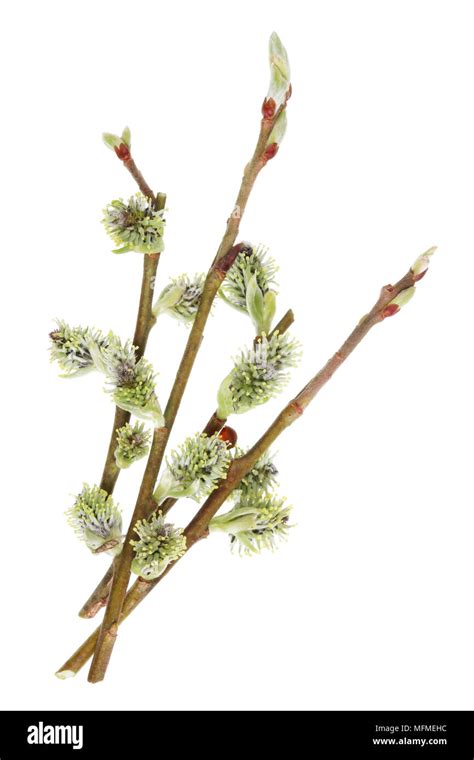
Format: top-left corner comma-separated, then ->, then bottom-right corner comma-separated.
262,32 -> 291,118
220,244 -> 278,333
382,286 -> 416,318
153,433 -> 231,505
152,273 -> 205,324
51,325 -> 164,425
112,356 -> 164,426
90,335 -> 136,380
115,422 -> 151,469
233,448 -> 278,497
411,246 -> 436,282
216,332 -> 301,418
246,273 -> 277,335
209,493 -> 292,555
102,193 -> 166,254
67,484 -> 122,555
131,512 -> 186,580
49,321 -> 110,378
97,334 -> 161,420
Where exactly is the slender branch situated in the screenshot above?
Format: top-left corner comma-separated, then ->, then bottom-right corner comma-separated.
57,263 -> 423,677
87,114 -> 281,682
99,193 -> 166,494
210,116 -> 277,267
269,308 -> 295,339
132,247 -> 164,353
123,157 -> 156,201
78,557 -> 117,619
201,411 -> 227,438
79,308 -> 295,617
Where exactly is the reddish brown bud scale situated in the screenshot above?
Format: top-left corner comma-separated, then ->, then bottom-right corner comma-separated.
218,426 -> 238,449
93,539 -> 120,554
291,401 -> 304,416
285,83 -> 292,103
382,303 -> 400,318
114,143 -> 131,161
413,268 -> 428,282
214,242 -> 250,278
262,97 -> 277,120
203,412 -> 227,437
262,142 -> 279,164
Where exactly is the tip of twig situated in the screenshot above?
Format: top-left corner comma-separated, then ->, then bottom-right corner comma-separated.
87,673 -> 105,685
79,596 -> 108,618
78,602 -> 103,619
55,669 -> 76,680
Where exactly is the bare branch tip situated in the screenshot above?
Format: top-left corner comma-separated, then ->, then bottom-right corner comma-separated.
55,669 -> 76,680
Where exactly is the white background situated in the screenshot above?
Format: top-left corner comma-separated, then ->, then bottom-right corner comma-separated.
1,0 -> 473,710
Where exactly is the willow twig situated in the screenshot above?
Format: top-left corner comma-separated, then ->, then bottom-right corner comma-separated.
98,148 -> 166,495
87,112 -> 283,682
100,237 -> 164,493
57,262 -> 426,677
122,156 -> 156,201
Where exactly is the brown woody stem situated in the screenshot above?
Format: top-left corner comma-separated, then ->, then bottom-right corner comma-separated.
98,192 -> 166,495
57,265 -> 421,678
57,578 -> 153,678
269,308 -> 295,339
86,114 -> 280,682
123,157 -> 156,201
78,557 -> 117,619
